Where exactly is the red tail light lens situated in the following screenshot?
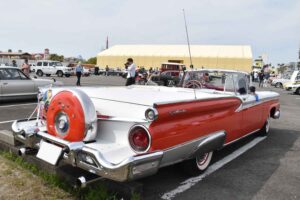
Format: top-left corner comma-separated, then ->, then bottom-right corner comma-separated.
129,126 -> 151,153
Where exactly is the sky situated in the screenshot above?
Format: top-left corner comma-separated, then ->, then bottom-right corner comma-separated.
0,0 -> 299,64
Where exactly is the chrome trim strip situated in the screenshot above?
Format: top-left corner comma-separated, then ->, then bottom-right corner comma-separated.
236,95 -> 279,112
154,96 -> 241,107
224,129 -> 260,146
90,96 -> 150,107
97,117 -> 147,123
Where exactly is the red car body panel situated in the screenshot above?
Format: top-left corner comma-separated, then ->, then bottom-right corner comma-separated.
148,98 -> 279,151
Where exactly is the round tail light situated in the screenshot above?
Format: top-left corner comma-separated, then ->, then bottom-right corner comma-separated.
129,125 -> 151,153
46,89 -> 97,142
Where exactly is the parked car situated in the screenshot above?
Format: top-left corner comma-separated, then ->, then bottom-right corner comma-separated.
284,72 -> 300,90
160,62 -> 186,72
83,67 -> 91,76
33,60 -> 72,77
29,63 -> 36,72
147,70 -> 181,86
285,80 -> 300,94
70,67 -> 91,77
0,67 -> 63,101
271,71 -> 299,88
12,69 -> 280,184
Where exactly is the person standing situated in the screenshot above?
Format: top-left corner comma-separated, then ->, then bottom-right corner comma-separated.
254,71 -> 258,82
105,65 -> 109,76
259,71 -> 264,88
21,59 -> 30,76
125,58 -> 136,86
75,62 -> 83,86
12,60 -> 18,67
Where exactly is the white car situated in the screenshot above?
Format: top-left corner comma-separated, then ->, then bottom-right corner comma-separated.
33,60 -> 72,77
285,81 -> 300,94
271,71 -> 299,88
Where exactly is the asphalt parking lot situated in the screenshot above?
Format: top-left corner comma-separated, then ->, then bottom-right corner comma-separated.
0,75 -> 299,200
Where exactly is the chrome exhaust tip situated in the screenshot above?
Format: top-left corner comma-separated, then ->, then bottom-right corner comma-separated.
76,176 -> 87,188
274,110 -> 280,119
18,147 -> 37,156
18,148 -> 26,156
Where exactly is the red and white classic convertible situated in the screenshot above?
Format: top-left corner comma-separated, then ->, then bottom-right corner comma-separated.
12,69 -> 280,184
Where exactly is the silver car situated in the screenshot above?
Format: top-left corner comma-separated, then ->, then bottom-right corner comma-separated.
0,67 -> 63,101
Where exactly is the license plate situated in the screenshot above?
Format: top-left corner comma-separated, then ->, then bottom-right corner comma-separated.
37,140 -> 63,165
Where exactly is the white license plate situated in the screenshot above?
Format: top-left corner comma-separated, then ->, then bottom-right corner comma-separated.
36,140 -> 63,165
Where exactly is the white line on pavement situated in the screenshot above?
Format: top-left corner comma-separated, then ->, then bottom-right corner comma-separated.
0,120 -> 16,124
0,103 -> 36,108
161,136 -> 267,200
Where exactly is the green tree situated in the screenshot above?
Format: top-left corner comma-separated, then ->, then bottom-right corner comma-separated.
85,57 -> 97,65
49,54 -> 64,62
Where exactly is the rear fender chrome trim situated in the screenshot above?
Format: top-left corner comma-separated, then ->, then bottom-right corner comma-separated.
224,129 -> 260,146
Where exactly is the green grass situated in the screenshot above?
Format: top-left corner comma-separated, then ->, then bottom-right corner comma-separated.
0,150 -> 140,200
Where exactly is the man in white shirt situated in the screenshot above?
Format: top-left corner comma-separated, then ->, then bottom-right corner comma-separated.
125,58 -> 136,86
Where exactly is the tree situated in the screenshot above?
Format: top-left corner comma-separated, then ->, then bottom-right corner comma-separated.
49,54 -> 64,62
85,57 -> 97,65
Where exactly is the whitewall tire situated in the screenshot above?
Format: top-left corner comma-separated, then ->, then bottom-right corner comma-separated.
181,151 -> 213,175
259,115 -> 270,136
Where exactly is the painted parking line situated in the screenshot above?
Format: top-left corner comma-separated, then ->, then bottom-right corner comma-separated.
0,103 -> 36,108
161,136 -> 267,200
0,120 -> 18,124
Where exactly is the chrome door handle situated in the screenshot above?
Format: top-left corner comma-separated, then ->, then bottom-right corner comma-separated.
3,82 -> 8,85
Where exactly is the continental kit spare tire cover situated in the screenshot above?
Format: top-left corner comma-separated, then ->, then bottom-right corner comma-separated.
46,89 -> 97,142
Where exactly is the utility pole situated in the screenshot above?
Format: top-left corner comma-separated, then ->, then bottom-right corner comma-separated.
183,9 -> 193,69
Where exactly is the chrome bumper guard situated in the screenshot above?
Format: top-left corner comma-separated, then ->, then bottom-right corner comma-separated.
12,119 -> 163,182
12,119 -> 40,148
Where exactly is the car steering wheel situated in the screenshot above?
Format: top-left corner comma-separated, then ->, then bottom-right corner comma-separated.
184,80 -> 203,89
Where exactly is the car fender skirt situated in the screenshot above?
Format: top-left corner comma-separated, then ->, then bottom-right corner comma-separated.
159,131 -> 226,168
194,131 -> 226,157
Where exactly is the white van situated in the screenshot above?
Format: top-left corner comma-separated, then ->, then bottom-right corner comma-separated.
33,60 -> 72,77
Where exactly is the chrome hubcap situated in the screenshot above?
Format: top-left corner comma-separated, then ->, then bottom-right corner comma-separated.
55,112 -> 70,137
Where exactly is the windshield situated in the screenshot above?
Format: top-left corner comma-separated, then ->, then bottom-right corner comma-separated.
53,62 -> 63,66
180,71 -> 249,94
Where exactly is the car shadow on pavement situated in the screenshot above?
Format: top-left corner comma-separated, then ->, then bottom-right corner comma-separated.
141,128 -> 299,200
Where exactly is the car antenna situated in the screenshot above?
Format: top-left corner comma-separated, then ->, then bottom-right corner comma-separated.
183,9 -> 196,99
183,9 -> 193,68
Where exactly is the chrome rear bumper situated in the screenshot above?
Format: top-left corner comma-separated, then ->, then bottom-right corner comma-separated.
12,119 -> 163,182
